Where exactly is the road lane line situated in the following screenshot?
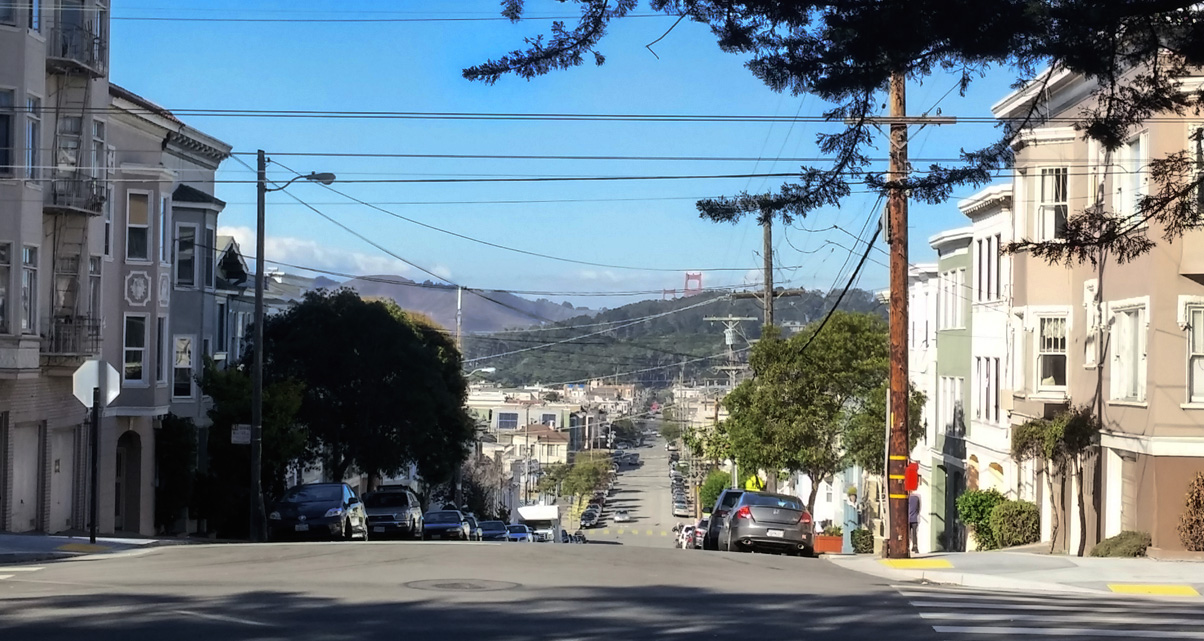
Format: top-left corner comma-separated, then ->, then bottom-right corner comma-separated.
0,575 -> 13,580
1110,584 -> 1201,597
0,567 -> 44,572
921,612 -> 1204,626
932,625 -> 1204,638
909,600 -> 1204,615
171,610 -> 274,627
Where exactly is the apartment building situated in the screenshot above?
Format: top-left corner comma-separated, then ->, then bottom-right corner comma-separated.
905,263 -> 939,552
929,226 -> 973,551
0,1 -> 109,534
995,68 -> 1204,551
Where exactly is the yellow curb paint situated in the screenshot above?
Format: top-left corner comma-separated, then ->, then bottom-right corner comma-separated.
878,558 -> 953,570
1108,584 -> 1201,596
661,531 -> 668,537
56,543 -> 110,553
602,529 -> 610,535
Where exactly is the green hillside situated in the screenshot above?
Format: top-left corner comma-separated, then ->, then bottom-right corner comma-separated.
461,288 -> 883,386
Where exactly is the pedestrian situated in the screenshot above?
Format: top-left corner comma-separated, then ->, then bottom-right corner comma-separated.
908,490 -> 921,554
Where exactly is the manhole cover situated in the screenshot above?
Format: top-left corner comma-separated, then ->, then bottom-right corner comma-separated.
404,579 -> 521,592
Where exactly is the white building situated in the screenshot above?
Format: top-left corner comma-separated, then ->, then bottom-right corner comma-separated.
906,263 -> 940,552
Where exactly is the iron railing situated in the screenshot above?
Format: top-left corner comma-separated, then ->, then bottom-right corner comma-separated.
42,315 -> 101,356
46,24 -> 107,75
47,172 -> 105,214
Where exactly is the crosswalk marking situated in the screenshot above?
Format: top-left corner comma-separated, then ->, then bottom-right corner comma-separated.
0,567 -> 45,572
898,584 -> 1204,640
0,575 -> 13,580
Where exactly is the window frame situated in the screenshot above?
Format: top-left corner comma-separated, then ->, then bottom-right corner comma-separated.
203,225 -> 216,289
20,245 -> 36,334
122,313 -> 148,385
1109,300 -> 1148,403
1116,131 -> 1150,226
0,88 -> 13,176
155,315 -> 168,386
174,222 -> 198,288
1188,305 -> 1204,405
1035,315 -> 1069,393
87,255 -> 100,322
172,334 -> 196,399
125,190 -> 152,262
0,242 -> 10,334
497,412 -> 519,430
24,94 -> 40,182
1037,166 -> 1069,241
158,196 -> 170,265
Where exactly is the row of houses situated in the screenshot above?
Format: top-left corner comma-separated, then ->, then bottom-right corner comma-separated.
907,68 -> 1204,553
0,4 -> 314,535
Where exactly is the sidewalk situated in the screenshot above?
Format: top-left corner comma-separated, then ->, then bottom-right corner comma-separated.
828,550 -> 1204,597
0,531 -> 188,564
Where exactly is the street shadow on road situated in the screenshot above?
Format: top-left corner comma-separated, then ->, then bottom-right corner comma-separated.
0,574 -> 934,641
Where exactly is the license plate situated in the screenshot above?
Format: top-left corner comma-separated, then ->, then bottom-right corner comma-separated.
373,526 -> 385,533
294,524 -> 309,532
767,529 -> 784,538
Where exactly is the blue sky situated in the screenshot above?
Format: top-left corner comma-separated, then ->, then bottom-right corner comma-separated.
110,1 -> 1016,309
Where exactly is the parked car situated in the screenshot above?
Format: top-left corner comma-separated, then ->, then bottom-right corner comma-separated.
672,501 -> 691,518
572,530 -> 588,544
268,483 -> 369,542
464,515 -> 484,541
716,491 -> 813,556
676,525 -> 695,549
560,529 -> 571,543
506,524 -> 536,542
613,510 -> 632,523
361,488 -> 423,539
703,489 -> 745,551
421,510 -> 471,540
693,517 -> 709,549
478,520 -> 509,541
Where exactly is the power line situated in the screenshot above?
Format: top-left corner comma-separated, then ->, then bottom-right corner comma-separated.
109,12 -> 671,23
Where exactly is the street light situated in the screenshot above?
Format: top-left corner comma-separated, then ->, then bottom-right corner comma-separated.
250,150 -> 335,542
466,367 -> 497,377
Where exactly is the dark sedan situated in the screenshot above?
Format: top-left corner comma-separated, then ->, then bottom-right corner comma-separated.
717,491 -> 813,555
421,510 -> 470,540
703,489 -> 744,550
478,520 -> 508,541
267,483 -> 369,542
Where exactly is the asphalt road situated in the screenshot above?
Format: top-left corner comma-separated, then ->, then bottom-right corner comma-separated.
0,540 -> 941,641
587,435 -> 679,548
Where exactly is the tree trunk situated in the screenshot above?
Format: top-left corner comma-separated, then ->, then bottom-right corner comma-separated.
1075,455 -> 1088,557
766,472 -> 778,494
806,480 -> 821,517
1045,462 -> 1060,554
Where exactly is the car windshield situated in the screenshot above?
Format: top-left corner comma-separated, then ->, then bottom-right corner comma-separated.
362,493 -> 408,508
425,511 -> 462,523
479,521 -> 505,530
742,493 -> 804,510
719,491 -> 744,508
507,525 -> 528,534
280,485 -> 341,504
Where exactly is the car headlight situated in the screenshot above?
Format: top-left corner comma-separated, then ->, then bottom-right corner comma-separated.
268,511 -> 281,520
324,507 -> 345,518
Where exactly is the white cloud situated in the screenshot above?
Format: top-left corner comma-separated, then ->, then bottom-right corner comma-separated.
219,226 -> 415,277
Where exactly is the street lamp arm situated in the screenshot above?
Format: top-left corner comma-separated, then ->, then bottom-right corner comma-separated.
264,172 -> 337,192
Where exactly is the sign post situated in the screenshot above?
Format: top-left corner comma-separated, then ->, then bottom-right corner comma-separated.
73,360 -> 120,545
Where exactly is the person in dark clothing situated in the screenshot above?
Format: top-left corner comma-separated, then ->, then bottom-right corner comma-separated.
908,491 -> 921,553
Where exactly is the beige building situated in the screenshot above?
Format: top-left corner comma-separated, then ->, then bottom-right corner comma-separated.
0,1 -> 110,534
995,67 -> 1204,551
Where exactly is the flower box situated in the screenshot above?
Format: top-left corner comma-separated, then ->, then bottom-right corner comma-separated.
813,534 -> 844,554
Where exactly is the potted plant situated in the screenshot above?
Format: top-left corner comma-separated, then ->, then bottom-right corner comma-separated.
814,524 -> 845,554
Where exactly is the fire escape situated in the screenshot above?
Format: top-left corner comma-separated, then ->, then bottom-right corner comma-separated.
41,2 -> 106,366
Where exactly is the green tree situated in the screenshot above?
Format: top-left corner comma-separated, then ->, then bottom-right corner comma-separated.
195,363 -> 306,538
722,313 -> 889,513
262,289 -> 475,485
468,2 -> 1204,264
659,421 -> 682,442
610,418 -> 641,443
843,382 -> 927,476
154,414 -> 197,535
698,469 -> 731,513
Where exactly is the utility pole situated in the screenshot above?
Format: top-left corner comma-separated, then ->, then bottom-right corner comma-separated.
885,71 -> 912,560
250,150 -> 267,543
703,316 -> 756,387
763,220 -> 774,326
456,286 -> 463,349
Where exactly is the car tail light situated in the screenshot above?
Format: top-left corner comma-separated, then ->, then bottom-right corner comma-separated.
734,506 -> 752,520
797,511 -> 812,524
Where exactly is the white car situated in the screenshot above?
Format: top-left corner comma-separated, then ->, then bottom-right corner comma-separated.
676,525 -> 695,548
506,524 -> 535,542
613,510 -> 632,523
672,502 -> 691,518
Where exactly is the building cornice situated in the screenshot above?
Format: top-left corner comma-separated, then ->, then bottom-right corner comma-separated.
959,184 -> 1013,219
928,226 -> 974,251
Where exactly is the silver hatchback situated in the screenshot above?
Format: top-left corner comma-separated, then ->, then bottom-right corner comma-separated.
717,491 -> 813,556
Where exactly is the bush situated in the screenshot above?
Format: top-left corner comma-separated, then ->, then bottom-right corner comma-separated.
823,524 -> 843,537
1178,471 -> 1204,551
851,528 -> 874,554
699,469 -> 732,513
1090,530 -> 1152,557
988,500 -> 1040,548
955,488 -> 1007,550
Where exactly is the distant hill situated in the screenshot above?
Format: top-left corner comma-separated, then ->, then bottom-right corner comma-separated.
325,275 -> 592,333
462,287 -> 884,386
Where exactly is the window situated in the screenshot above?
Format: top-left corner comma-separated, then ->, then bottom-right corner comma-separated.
28,0 -> 39,31
90,120 -> 104,179
202,337 -> 211,359
87,256 -> 100,321
993,234 -> 1002,300
498,412 -> 519,430
978,235 -> 1001,301
1117,134 -> 1148,224
1111,306 -> 1147,402
102,186 -> 112,257
0,90 -> 12,175
216,302 -> 227,353
173,336 -> 194,397
155,317 -> 167,383
939,376 -> 965,436
1039,167 -> 1068,241
1037,316 -> 1067,391
158,196 -> 169,264
175,224 -> 196,287
0,2 -> 14,23
975,240 -> 983,302
56,115 -> 81,171
0,243 -> 9,333
20,246 -> 36,334
940,268 -> 966,329
204,226 -> 215,288
25,97 -> 40,180
126,192 -> 149,261
541,413 -> 557,427
1190,307 -> 1204,404
975,356 -> 1000,423
123,315 -> 146,383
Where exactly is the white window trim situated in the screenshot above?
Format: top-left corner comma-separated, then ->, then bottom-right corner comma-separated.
125,189 -> 153,263
1106,296 -> 1150,404
1027,307 -> 1072,395
159,196 -> 171,266
172,333 -> 196,399
24,92 -> 41,184
204,224 -> 216,290
19,244 -> 37,335
156,314 -> 169,388
0,86 -> 16,177
122,312 -> 149,387
174,222 -> 198,289
1181,296 -> 1204,405
1036,166 -> 1069,242
1115,130 -> 1150,228
0,241 -> 10,334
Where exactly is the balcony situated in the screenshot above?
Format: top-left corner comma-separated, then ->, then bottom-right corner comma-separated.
46,24 -> 107,77
41,315 -> 101,361
45,172 -> 105,216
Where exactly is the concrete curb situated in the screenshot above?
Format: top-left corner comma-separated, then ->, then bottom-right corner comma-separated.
824,555 -> 1105,595
0,552 -> 77,564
